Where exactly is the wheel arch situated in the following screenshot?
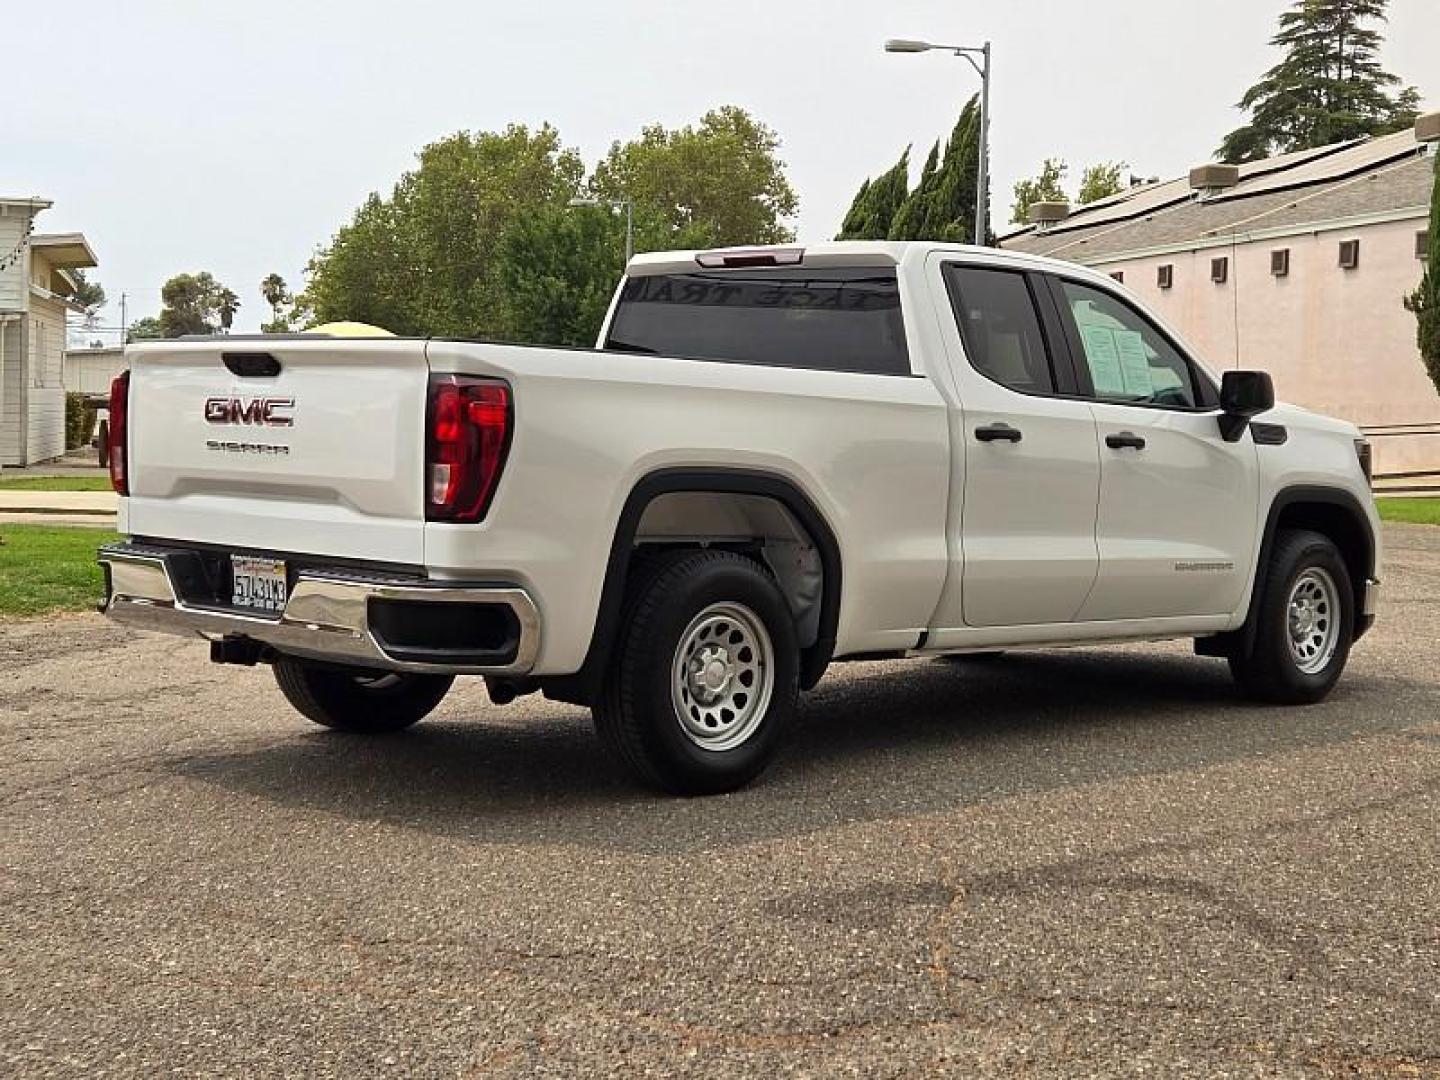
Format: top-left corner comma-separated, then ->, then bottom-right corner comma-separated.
1243,485 -> 1375,653
540,467 -> 843,705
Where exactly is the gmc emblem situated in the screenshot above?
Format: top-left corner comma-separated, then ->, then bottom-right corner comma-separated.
204,396 -> 294,427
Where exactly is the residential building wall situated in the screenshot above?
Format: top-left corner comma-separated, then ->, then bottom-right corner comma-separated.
0,318 -> 25,466
63,346 -> 126,395
1091,214 -> 1435,477
26,290 -> 68,463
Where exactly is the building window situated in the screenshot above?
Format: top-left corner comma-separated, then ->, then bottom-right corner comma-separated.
1109,271 -> 1124,284
1419,231 -> 1430,261
1338,239 -> 1360,269
1271,249 -> 1290,277
1157,264 -> 1174,289
1211,256 -> 1229,284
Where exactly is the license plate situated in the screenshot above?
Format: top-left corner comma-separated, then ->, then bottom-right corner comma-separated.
231,555 -> 288,613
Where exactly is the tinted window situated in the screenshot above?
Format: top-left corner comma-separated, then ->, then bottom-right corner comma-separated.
605,268 -> 910,375
1059,280 -> 1202,409
944,266 -> 1056,395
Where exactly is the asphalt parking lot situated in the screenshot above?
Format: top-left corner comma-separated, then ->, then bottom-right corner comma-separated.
4,524 -> 1439,1078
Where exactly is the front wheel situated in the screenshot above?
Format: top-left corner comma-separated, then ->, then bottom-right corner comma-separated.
594,549 -> 799,795
1229,529 -> 1354,704
273,656 -> 454,733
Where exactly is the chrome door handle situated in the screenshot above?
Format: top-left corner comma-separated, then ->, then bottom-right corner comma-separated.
1105,431 -> 1146,450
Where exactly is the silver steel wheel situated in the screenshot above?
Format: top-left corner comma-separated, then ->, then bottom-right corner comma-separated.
671,601 -> 774,752
1286,567 -> 1341,675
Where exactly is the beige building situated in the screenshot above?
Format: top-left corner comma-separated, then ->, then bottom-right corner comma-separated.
0,197 -> 99,465
1002,115 -> 1439,484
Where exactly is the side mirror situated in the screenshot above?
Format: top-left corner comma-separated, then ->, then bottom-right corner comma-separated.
1218,370 -> 1274,442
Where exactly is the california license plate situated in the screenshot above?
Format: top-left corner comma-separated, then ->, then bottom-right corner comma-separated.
231,555 -> 288,613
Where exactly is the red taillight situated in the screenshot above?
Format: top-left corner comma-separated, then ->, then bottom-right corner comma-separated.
425,375 -> 511,523
108,370 -> 130,496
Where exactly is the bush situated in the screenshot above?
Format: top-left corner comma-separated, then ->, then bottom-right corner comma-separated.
65,392 -> 97,451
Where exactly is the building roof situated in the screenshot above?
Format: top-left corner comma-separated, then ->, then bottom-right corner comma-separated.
32,232 -> 98,269
1001,127 -> 1435,264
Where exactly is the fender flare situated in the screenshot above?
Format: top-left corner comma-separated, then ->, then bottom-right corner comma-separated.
542,467 -> 843,705
1233,484 -> 1376,655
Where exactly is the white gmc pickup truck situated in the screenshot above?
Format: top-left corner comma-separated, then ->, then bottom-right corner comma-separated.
100,242 -> 1380,794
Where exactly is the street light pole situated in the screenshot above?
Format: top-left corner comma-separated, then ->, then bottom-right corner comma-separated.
884,37 -> 992,245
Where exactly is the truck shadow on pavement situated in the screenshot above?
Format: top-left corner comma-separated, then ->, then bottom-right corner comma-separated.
174,648 -> 1420,855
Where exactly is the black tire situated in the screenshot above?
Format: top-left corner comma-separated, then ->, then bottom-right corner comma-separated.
593,549 -> 799,795
1229,529 -> 1354,704
272,656 -> 454,733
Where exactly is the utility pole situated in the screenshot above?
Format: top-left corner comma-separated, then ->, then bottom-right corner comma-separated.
119,293 -> 127,347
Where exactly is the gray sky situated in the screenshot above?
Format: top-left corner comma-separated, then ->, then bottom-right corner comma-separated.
7,0 -> 1436,335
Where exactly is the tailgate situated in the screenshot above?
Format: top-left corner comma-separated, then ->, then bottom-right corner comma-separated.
123,339 -> 430,565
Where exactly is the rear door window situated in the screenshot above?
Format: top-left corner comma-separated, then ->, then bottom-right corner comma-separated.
604,267 -> 911,375
943,265 -> 1060,395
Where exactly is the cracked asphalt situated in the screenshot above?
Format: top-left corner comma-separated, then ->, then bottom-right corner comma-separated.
3,524 -> 1439,1077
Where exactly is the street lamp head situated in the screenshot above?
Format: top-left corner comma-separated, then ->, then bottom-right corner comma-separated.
568,197 -> 600,208
884,38 -> 934,53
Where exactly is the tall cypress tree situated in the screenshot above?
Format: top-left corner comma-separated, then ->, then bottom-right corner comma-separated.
1219,0 -> 1420,163
835,149 -> 910,240
1408,152 -> 1440,395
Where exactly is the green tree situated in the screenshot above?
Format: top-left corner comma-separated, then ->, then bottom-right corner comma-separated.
1407,153 -> 1439,395
216,287 -> 240,332
154,272 -> 234,337
591,105 -> 798,248
125,316 -> 164,342
301,124 -> 585,338
260,273 -> 290,332
68,269 -> 106,315
1219,0 -> 1420,163
495,202 -> 634,347
1078,161 -> 1128,205
891,96 -> 985,243
837,148 -> 911,240
1011,158 -> 1069,225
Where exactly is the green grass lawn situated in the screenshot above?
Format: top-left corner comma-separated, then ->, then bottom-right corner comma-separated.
0,474 -> 113,492
1375,498 -> 1440,526
0,526 -> 118,617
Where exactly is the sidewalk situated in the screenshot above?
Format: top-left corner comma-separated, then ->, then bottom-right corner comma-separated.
0,490 -> 117,529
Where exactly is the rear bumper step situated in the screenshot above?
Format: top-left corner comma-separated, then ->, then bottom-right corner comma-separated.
98,543 -> 540,675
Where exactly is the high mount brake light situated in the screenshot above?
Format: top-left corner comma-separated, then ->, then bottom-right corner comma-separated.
108,371 -> 130,496
694,247 -> 805,269
425,375 -> 511,523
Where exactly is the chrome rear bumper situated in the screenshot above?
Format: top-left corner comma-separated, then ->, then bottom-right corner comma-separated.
99,544 -> 540,675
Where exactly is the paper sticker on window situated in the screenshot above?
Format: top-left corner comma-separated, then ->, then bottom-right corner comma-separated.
1081,325 -> 1126,397
1113,330 -> 1154,397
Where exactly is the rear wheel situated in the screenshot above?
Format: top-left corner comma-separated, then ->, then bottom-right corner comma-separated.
1229,529 -> 1353,704
272,656 -> 453,733
594,549 -> 798,795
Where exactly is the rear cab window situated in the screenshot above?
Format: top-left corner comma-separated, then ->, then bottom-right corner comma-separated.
604,267 -> 912,376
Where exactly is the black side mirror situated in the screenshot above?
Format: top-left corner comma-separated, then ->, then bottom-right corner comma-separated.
1218,370 -> 1274,442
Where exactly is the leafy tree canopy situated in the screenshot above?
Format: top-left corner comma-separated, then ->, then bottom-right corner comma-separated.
68,269 -> 106,315
147,272 -> 238,338
592,106 -> 798,249
1218,0 -> 1421,163
1011,159 -> 1069,225
1078,161 -> 1128,205
125,316 -> 164,342
299,108 -> 798,344
838,95 -> 987,244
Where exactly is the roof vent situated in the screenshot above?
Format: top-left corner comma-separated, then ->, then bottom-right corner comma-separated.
1027,201 -> 1071,228
1189,163 -> 1240,193
1416,112 -> 1440,144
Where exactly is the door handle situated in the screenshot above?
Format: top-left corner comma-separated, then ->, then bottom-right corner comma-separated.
1105,431 -> 1147,450
975,423 -> 1023,444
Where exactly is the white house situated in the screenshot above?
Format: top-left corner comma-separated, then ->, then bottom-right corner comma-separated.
0,197 -> 99,465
